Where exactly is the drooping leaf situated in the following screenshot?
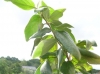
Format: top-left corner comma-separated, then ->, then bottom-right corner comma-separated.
24,14 -> 42,41
54,31 -> 81,60
31,38 -> 41,56
5,0 -> 35,10
40,60 -> 52,74
83,56 -> 100,64
60,61 -> 75,74
32,38 -> 57,58
79,48 -> 100,59
31,28 -> 51,38
57,48 -> 63,69
79,48 -> 100,64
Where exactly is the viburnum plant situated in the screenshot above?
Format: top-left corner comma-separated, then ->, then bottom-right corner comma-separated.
5,0 -> 100,74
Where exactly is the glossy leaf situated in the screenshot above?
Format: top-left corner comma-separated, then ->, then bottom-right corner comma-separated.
40,60 -> 52,74
5,0 -> 35,10
54,31 -> 81,60
31,28 -> 51,38
60,61 -> 75,74
32,38 -> 57,58
24,15 -> 42,41
57,48 -> 63,69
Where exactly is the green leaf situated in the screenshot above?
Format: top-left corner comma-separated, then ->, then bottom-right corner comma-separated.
31,28 -> 51,38
54,31 -> 81,60
77,40 -> 97,50
41,1 -> 47,7
79,48 -> 100,64
91,40 -> 97,46
60,61 -> 75,74
79,48 -> 100,59
32,38 -> 57,58
50,10 -> 63,20
5,0 -> 35,10
49,7 -> 55,15
49,8 -> 66,21
86,40 -> 92,50
34,65 -> 41,74
79,68 -> 90,74
42,8 -> 50,20
83,56 -> 100,64
24,15 -> 42,41
40,52 -> 56,59
56,23 -> 73,29
40,60 -> 52,74
31,38 -> 41,56
57,48 -> 63,69
57,8 -> 66,13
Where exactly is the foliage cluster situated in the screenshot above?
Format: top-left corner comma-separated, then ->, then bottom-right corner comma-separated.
5,0 -> 100,74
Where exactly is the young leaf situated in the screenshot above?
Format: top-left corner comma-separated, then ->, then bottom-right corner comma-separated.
32,38 -> 57,58
24,14 -> 42,41
60,61 -> 75,74
54,31 -> 81,60
5,0 -> 35,10
41,1 -> 47,7
50,10 -> 63,20
40,60 -> 52,74
31,28 -> 51,38
49,8 -> 66,21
